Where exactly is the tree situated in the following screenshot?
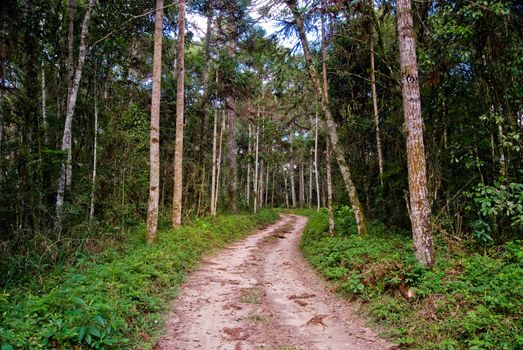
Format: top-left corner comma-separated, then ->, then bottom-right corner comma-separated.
396,0 -> 435,267
55,0 -> 96,227
146,0 -> 164,243
172,0 -> 186,228
285,0 -> 367,235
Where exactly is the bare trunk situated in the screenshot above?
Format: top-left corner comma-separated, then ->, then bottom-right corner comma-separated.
299,161 -> 304,208
226,18 -> 237,213
370,38 -> 384,186
265,166 -> 269,206
55,0 -> 96,227
284,170 -> 290,208
215,110 -> 226,213
289,131 -> 297,207
246,124 -> 251,208
314,109 -> 320,211
146,0 -> 164,243
258,160 -> 264,209
210,77 -> 219,215
308,157 -> 313,209
287,0 -> 367,234
41,63 -> 48,145
397,0 -> 434,267
172,0 -> 186,227
326,141 -> 335,236
271,170 -> 275,207
253,118 -> 260,213
89,82 -> 98,222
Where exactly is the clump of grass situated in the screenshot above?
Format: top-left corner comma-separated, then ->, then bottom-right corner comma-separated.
300,209 -> 523,349
240,286 -> 263,304
0,210 -> 279,349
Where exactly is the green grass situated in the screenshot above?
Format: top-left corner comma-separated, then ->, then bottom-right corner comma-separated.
0,209 -> 279,349
300,209 -> 523,349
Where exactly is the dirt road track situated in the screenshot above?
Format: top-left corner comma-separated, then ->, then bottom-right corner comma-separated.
156,214 -> 392,350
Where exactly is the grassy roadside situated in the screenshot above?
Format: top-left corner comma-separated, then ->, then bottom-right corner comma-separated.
0,209 -> 279,349
299,209 -> 523,349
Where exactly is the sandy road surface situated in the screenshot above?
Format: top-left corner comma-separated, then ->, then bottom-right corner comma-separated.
156,214 -> 392,350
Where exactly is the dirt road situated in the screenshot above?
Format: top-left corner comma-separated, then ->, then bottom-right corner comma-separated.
156,214 -> 392,350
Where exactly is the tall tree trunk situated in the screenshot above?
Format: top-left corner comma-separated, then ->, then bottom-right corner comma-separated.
41,62 -> 48,145
254,117 -> 259,213
271,170 -> 275,207
397,0 -> 434,267
215,110 -> 226,213
314,109 -> 320,212
326,141 -> 335,235
308,157 -> 313,209
289,131 -> 297,208
258,160 -> 264,208
172,0 -> 186,228
210,77 -> 219,216
370,38 -> 384,186
55,0 -> 96,228
265,166 -> 269,206
226,18 -> 237,213
299,161 -> 304,208
287,0 -> 367,234
284,170 -> 290,208
246,124 -> 251,208
89,81 -> 98,222
146,0 -> 164,243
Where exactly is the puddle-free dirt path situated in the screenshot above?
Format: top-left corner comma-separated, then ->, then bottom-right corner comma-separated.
156,214 -> 392,350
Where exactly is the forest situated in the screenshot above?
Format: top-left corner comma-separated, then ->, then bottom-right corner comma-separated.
0,0 -> 522,349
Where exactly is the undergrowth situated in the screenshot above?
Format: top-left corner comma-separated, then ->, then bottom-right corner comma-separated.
300,208 -> 523,349
0,209 -> 279,349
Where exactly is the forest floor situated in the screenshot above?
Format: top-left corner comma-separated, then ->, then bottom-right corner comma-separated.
156,214 -> 392,350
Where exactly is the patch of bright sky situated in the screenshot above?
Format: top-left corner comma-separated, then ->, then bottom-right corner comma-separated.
186,0 -> 312,49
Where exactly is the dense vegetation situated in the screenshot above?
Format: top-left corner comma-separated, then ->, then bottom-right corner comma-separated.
0,210 -> 278,349
301,208 -> 523,349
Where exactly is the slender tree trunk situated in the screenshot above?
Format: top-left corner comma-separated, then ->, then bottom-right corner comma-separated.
370,38 -> 384,186
271,170 -> 275,207
299,161 -> 304,208
314,109 -> 320,211
226,18 -> 237,213
289,131 -> 297,208
265,166 -> 269,206
55,0 -> 96,227
284,170 -> 289,208
41,62 -> 48,145
89,81 -> 98,222
65,0 -> 75,191
0,60 -> 4,149
397,0 -> 434,267
146,0 -> 164,243
210,79 -> 219,215
258,160 -> 264,208
215,110 -> 226,213
172,0 -> 186,228
254,117 -> 259,213
308,157 -> 313,209
326,141 -> 335,235
246,124 -> 251,208
287,0 -> 367,234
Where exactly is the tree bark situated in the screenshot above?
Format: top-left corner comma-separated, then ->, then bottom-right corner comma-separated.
226,17 -> 237,213
41,62 -> 48,145
210,76 -> 219,216
146,0 -> 164,243
314,108 -> 320,211
55,0 -> 96,228
289,131 -> 297,208
397,0 -> 435,267
254,115 -> 260,213
326,141 -> 335,236
299,161 -> 304,208
284,170 -> 290,208
287,0 -> 367,234
246,124 -> 251,208
370,38 -> 384,186
172,0 -> 186,228
89,81 -> 98,222
215,109 -> 226,213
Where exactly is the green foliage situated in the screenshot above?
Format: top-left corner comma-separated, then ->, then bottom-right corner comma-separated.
0,211 -> 279,349
300,211 -> 523,349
